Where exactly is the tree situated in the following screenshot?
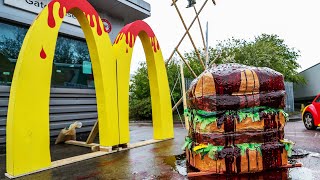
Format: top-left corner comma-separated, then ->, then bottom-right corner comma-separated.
130,34 -> 303,119
184,34 -> 304,83
129,62 -> 151,120
129,61 -> 182,120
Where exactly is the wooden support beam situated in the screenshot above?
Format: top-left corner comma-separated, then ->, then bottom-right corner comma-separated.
65,140 -> 99,148
176,49 -> 197,78
127,139 -> 164,148
193,6 -> 206,49
180,62 -> 189,130
171,0 -> 205,69
86,120 -> 99,144
172,97 -> 183,112
208,53 -> 221,67
166,0 -> 209,65
99,146 -> 112,152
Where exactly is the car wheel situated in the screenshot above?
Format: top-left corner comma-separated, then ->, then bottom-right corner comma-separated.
303,112 -> 317,130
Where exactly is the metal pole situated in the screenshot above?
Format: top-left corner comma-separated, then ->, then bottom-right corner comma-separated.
171,0 -> 205,69
166,0 -> 209,65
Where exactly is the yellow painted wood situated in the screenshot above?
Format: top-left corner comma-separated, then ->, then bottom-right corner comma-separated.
6,0 -> 174,177
114,22 -> 174,144
6,2 -> 119,176
86,120 -> 99,144
180,62 -> 189,130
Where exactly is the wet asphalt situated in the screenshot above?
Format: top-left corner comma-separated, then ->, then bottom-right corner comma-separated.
285,119 -> 320,180
0,120 -> 319,179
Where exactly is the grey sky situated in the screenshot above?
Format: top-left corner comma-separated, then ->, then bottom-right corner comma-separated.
130,0 -> 320,74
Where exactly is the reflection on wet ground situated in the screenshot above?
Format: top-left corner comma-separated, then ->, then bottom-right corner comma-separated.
0,122 -> 319,179
163,151 -> 320,180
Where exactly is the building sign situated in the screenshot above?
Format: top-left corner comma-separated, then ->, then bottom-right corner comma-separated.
4,0 -> 79,26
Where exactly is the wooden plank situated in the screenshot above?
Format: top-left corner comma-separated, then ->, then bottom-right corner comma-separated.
127,139 -> 165,148
65,140 -> 108,152
5,138 -> 173,179
172,97 -> 183,112
99,146 -> 112,152
193,6 -> 206,49
5,151 -> 109,179
176,49 -> 197,78
51,151 -> 108,167
65,140 -> 100,148
171,0 -> 205,69
166,0 -> 209,65
86,121 -> 99,144
180,62 -> 189,130
281,163 -> 303,168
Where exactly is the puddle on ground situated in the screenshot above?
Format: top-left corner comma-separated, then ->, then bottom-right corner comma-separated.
164,154 -> 187,176
164,149 -> 320,180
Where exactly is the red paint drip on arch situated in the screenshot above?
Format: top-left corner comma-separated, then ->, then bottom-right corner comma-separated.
114,20 -> 161,53
40,47 -> 47,59
47,0 -> 106,36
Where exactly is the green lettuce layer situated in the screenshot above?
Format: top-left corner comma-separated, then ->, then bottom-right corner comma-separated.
182,137 -> 294,160
184,107 -> 289,130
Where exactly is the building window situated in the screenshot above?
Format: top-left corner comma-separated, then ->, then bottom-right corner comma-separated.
0,21 -> 94,89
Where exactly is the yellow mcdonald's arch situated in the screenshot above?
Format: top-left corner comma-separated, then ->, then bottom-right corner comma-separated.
6,0 -> 173,176
114,21 -> 174,144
